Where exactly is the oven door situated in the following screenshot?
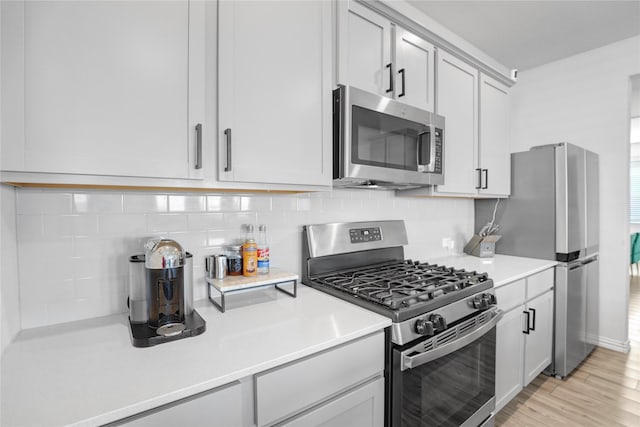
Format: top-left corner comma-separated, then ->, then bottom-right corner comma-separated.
390,308 -> 503,427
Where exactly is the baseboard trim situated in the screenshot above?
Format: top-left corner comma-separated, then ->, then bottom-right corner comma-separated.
593,336 -> 631,353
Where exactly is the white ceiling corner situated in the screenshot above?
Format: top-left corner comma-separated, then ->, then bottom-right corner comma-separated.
405,0 -> 640,71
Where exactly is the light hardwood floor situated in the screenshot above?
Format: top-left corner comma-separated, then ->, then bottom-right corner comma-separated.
496,275 -> 640,426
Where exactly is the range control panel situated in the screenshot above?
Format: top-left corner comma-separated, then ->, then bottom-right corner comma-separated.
349,227 -> 382,243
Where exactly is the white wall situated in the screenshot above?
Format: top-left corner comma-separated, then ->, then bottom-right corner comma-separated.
511,35 -> 640,351
6,187 -> 472,329
1,185 -> 21,353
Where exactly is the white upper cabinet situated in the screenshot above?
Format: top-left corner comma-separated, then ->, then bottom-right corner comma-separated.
339,2 -> 392,97
479,73 -> 511,196
408,58 -> 511,198
337,1 -> 434,112
217,0 -> 331,187
394,27 -> 435,112
431,49 -> 478,195
1,0 -> 205,180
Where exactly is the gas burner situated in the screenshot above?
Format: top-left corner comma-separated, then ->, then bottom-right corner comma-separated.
313,260 -> 490,313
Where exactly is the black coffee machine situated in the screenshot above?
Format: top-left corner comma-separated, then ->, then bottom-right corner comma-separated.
128,238 -> 205,347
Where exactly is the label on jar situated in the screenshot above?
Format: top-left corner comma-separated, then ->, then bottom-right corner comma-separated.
242,243 -> 257,276
257,247 -> 269,273
227,256 -> 243,276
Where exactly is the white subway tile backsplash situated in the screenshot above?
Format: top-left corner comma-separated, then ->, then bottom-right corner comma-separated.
44,215 -> 99,238
98,214 -> 146,235
223,212 -> 257,239
240,195 -> 271,212
72,256 -> 101,280
187,213 -> 224,230
207,195 -> 240,212
296,197 -> 322,212
13,188 -> 474,329
206,230 -> 227,247
17,190 -> 72,215
169,195 -> 206,212
322,197 -> 343,211
43,215 -> 74,237
167,231 -> 208,251
146,213 -> 189,232
73,193 -> 123,214
17,214 -> 44,241
123,194 -> 168,213
271,196 -> 297,212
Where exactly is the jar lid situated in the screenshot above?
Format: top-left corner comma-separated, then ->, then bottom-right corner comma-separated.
227,245 -> 242,251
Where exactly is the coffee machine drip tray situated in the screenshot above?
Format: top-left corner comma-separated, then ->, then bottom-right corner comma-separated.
129,310 -> 206,348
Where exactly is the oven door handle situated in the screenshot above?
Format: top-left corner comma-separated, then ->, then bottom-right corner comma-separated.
400,308 -> 503,371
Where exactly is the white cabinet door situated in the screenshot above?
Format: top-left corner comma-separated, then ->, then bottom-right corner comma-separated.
523,290 -> 554,386
218,0 -> 331,187
255,332 -> 383,426
495,305 -> 525,413
1,0 -> 204,179
479,73 -> 510,196
115,382 -> 243,427
338,1 -> 392,97
281,377 -> 384,427
394,27 -> 435,112
432,49 -> 478,195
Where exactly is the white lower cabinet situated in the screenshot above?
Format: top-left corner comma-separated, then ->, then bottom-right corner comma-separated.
280,377 -> 384,427
495,268 -> 554,413
255,331 -> 384,427
495,305 -> 525,410
113,381 -> 245,427
523,290 -> 554,385
113,331 -> 384,427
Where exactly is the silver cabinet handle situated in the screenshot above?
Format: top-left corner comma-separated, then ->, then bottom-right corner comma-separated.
195,123 -> 203,170
400,308 -> 503,371
224,128 -> 232,172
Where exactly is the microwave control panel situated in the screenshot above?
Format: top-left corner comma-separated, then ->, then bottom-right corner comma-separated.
349,227 -> 382,243
434,128 -> 443,174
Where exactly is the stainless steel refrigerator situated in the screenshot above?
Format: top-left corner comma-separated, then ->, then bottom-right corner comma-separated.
475,142 -> 599,378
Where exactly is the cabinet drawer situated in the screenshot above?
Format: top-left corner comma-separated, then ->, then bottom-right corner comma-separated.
280,377 -> 384,427
527,268 -> 554,299
255,332 -> 384,427
495,280 -> 526,312
111,381 -> 243,426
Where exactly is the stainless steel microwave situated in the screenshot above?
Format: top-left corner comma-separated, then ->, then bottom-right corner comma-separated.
333,85 -> 445,190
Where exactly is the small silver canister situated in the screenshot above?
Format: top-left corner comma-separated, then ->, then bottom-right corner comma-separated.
206,254 -> 227,279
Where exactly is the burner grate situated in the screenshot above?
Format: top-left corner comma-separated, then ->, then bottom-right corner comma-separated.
312,260 -> 489,310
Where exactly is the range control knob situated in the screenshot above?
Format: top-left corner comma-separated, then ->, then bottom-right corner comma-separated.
430,314 -> 447,332
415,319 -> 435,336
471,293 -> 497,309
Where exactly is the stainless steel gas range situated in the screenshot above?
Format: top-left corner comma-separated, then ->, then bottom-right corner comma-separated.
302,220 -> 502,427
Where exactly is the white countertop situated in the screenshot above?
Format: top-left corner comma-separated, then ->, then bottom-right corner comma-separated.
1,285 -> 391,427
429,254 -> 557,287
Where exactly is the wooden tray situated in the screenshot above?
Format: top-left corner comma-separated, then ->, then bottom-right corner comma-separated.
206,268 -> 298,312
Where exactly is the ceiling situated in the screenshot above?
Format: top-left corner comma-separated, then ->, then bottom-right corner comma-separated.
405,0 -> 640,71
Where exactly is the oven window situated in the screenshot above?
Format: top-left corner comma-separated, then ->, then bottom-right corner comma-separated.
351,105 -> 426,171
392,328 -> 496,427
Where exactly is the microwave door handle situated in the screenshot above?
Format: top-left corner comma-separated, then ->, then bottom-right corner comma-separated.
417,128 -> 435,172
